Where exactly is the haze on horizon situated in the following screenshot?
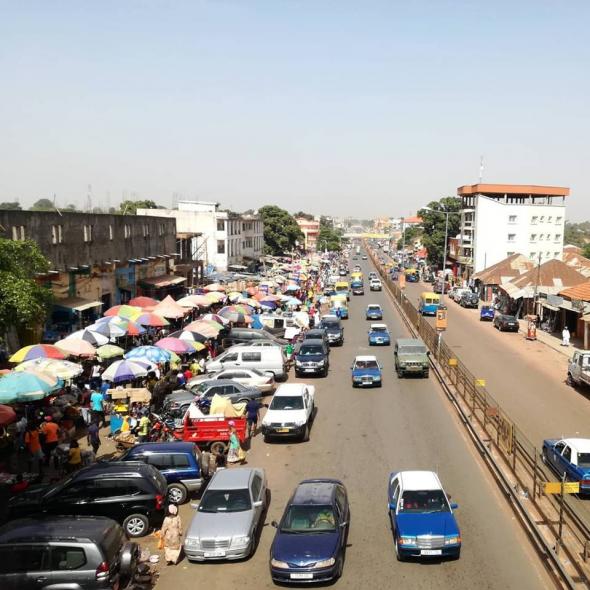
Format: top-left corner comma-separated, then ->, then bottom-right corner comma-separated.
0,1 -> 588,220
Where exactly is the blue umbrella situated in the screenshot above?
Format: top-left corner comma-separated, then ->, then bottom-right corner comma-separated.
0,371 -> 63,403
101,360 -> 148,384
124,345 -> 172,364
260,300 -> 278,309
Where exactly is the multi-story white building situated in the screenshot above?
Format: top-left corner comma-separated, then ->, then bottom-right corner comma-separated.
457,184 -> 569,277
137,201 -> 264,273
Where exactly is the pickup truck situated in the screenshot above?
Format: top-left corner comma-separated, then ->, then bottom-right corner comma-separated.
542,438 -> 590,494
567,351 -> 590,388
261,383 -> 315,442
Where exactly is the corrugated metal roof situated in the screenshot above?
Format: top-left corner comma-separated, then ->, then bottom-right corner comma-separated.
511,259 -> 586,290
559,281 -> 590,301
472,253 -> 534,285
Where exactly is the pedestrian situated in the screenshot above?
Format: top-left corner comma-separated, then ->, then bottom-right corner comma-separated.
138,412 -> 150,442
90,386 -> 106,428
40,416 -> 60,466
161,504 -> 183,565
67,440 -> 82,472
87,419 -> 101,455
227,422 -> 243,464
15,413 -> 27,452
24,423 -> 44,474
562,326 -> 571,347
245,398 -> 262,438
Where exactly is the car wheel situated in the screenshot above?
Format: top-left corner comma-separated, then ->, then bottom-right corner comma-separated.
395,539 -> 406,562
541,448 -> 548,464
167,483 -> 188,504
323,368 -> 328,377
423,371 -> 429,378
210,441 -> 228,454
335,552 -> 344,579
237,398 -> 249,404
119,541 -> 139,582
295,371 -> 301,378
123,514 -> 149,538
302,424 -> 310,442
397,370 -> 403,378
567,373 -> 574,386
263,434 -> 270,443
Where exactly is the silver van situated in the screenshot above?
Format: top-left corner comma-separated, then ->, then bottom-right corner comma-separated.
206,345 -> 288,381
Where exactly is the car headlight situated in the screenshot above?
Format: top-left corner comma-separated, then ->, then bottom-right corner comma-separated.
313,557 -> 335,568
295,360 -> 303,366
294,419 -> 307,427
399,536 -> 417,546
445,535 -> 461,545
373,375 -> 381,381
317,359 -> 325,366
353,376 -> 361,381
184,537 -> 200,547
231,535 -> 251,548
271,559 -> 289,569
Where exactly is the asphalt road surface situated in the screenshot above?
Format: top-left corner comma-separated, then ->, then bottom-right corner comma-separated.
154,254 -> 551,589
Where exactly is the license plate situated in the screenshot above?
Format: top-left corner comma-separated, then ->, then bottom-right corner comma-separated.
290,573 -> 313,580
276,428 -> 290,433
204,550 -> 226,557
304,368 -> 315,373
421,549 -> 442,556
376,339 -> 383,343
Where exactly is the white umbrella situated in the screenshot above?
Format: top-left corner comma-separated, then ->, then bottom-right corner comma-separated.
70,328 -> 109,346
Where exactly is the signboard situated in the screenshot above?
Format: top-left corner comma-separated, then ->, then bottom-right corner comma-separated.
108,388 -> 151,402
497,410 -> 514,454
475,379 -> 486,387
435,307 -> 447,330
448,358 -> 458,367
544,482 -> 580,495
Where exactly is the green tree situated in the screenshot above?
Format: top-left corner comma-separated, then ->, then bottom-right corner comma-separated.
62,204 -> 78,212
258,206 -> 303,255
294,211 -> 314,221
0,239 -> 53,338
582,243 -> 590,259
30,198 -> 55,211
564,221 -> 590,248
418,196 -> 462,268
119,199 -> 159,214
317,216 -> 342,251
396,225 -> 422,250
0,201 -> 22,210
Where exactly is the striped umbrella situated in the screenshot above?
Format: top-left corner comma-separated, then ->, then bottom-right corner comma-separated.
238,297 -> 261,308
55,338 -> 97,358
205,291 -> 226,304
176,296 -> 200,309
200,313 -> 229,325
125,345 -> 172,364
155,337 -> 196,354
218,306 -> 252,324
9,344 -> 66,363
185,295 -> 211,307
15,358 -> 83,380
96,344 -> 125,360
104,304 -> 142,319
0,370 -> 63,403
135,312 -> 169,327
101,360 -> 148,384
169,329 -> 208,344
68,329 -> 109,347
228,291 -> 242,302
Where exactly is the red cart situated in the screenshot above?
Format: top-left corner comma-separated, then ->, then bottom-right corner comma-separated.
179,415 -> 247,454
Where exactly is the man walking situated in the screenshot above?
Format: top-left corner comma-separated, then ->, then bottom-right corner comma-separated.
90,386 -> 107,428
87,419 -> 101,456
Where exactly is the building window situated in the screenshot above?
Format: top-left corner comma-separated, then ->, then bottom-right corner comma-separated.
546,251 -> 551,258
109,225 -> 113,240
507,234 -> 516,242
143,224 -> 149,237
554,251 -> 560,257
548,216 -> 552,223
124,224 -> 131,239
51,224 -> 63,244
530,252 -> 537,259
555,234 -> 562,242
531,216 -> 538,224
507,252 -> 515,256
217,220 -> 225,232
530,234 -> 537,242
540,216 -> 545,223
83,224 -> 93,242
508,215 -> 517,223
556,216 -> 563,224
217,240 -> 225,254
12,225 -> 25,241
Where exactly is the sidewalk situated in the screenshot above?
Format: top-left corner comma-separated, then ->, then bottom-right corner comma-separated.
517,319 -> 582,359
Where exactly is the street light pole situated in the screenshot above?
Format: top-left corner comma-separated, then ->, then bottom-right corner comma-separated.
401,217 -> 405,264
441,211 -> 450,304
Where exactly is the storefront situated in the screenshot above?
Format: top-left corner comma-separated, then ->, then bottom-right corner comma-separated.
45,297 -> 103,341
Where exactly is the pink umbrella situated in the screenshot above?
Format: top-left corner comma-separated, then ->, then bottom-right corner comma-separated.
55,337 -> 96,357
135,312 -> 169,327
155,337 -> 196,354
152,295 -> 188,319
0,404 -> 16,426
128,296 -> 160,308
203,283 -> 226,292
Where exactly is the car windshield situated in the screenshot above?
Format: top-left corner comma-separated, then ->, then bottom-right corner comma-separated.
355,360 -> 378,369
578,453 -> 590,468
269,395 -> 304,410
299,346 -> 323,356
368,306 -> 380,311
399,490 -> 450,514
248,368 -> 265,377
281,505 -> 337,533
199,489 -> 252,513
504,316 -> 517,321
399,345 -> 427,354
372,327 -> 387,333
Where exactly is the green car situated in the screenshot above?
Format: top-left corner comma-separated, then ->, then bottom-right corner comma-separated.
394,338 -> 429,378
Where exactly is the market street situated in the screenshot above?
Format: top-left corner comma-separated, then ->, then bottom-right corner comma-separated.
154,254 -> 550,589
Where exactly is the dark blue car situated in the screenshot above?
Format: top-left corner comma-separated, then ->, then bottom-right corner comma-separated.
388,470 -> 461,561
480,305 -> 495,321
270,479 -> 349,584
542,438 -> 590,494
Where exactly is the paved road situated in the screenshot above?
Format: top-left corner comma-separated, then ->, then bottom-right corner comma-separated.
154,254 -> 550,589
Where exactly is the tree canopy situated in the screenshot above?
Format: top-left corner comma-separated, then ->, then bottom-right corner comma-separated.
119,199 -> 160,214
317,216 -> 342,252
0,201 -> 22,210
418,196 -> 462,267
258,205 -> 303,255
0,239 -> 53,337
30,198 -> 55,211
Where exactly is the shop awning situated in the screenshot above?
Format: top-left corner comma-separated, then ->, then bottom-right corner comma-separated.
54,297 -> 103,312
140,275 -> 186,288
541,302 -> 560,312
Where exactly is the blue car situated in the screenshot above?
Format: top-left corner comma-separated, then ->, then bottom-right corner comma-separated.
480,305 -> 495,321
351,355 -> 382,387
330,306 -> 349,319
388,470 -> 461,561
365,304 -> 383,320
542,438 -> 590,494
270,479 -> 349,584
368,323 -> 390,346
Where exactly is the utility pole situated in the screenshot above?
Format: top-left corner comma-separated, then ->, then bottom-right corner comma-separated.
441,211 -> 450,303
401,217 -> 405,264
533,251 -> 542,315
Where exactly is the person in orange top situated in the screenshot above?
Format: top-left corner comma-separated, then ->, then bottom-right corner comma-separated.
25,424 -> 44,474
41,416 -> 60,466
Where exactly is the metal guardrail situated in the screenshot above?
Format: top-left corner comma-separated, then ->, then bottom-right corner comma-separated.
367,247 -> 590,588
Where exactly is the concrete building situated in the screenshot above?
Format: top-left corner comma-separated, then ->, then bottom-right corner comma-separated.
457,184 -> 569,278
295,217 -> 320,251
138,201 -> 264,272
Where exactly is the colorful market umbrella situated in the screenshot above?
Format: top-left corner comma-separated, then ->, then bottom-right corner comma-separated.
260,300 -> 278,309
104,304 -> 142,319
218,306 -> 252,324
135,312 -> 169,327
238,297 -> 261,308
200,313 -> 229,325
125,345 -> 172,364
101,360 -> 148,384
55,338 -> 96,357
184,320 -> 222,338
155,337 -> 196,354
15,358 -> 83,379
128,296 -> 159,308
0,370 -> 63,403
152,295 -> 187,319
184,295 -> 211,307
203,283 -> 226,292
169,329 -> 208,344
0,404 -> 16,426
68,328 -> 109,346
96,344 -> 125,360
204,291 -> 226,304
176,296 -> 200,309
227,291 -> 242,302
174,333 -> 207,351
9,344 -> 66,363
94,317 -> 146,337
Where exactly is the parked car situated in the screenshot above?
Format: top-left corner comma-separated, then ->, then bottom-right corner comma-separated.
6,462 -> 168,537
0,516 -> 138,590
368,323 -> 391,346
567,351 -> 590,388
366,304 -> 383,320
184,468 -> 267,561
394,338 -> 429,378
433,281 -> 451,294
480,305 -> 495,321
269,479 -> 349,584
450,288 -> 470,303
318,315 -> 344,346
221,327 -> 286,350
188,368 -> 275,393
493,314 -> 519,332
189,379 -> 263,405
370,279 -> 382,291
261,383 -> 315,442
542,438 -> 590,494
294,340 -> 329,377
206,345 -> 288,380
351,355 -> 382,387
388,470 -> 461,560
460,292 -> 479,308
120,442 -> 206,504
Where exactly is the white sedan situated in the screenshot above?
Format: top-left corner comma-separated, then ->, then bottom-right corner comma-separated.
188,368 -> 276,393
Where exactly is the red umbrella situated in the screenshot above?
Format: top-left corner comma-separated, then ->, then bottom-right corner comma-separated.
0,404 -> 16,426
129,296 -> 160,308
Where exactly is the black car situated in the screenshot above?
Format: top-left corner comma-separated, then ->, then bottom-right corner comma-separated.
302,328 -> 330,351
221,327 -> 286,350
319,316 -> 344,346
6,462 -> 168,537
295,339 -> 329,377
460,292 -> 479,308
493,313 -> 519,332
0,516 -> 138,590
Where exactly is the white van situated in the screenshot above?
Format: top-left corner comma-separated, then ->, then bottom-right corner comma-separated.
206,345 -> 288,381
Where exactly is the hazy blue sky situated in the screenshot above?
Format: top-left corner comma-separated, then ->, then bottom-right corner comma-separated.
1,1 -> 588,219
